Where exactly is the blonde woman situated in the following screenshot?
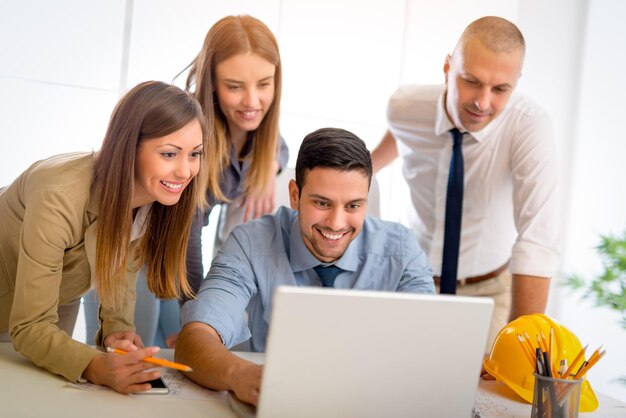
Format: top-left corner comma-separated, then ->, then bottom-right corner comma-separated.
185,14 -> 288,294
128,15 -> 288,348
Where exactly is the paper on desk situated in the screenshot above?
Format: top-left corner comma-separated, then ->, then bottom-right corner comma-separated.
475,380 -> 626,418
66,367 -> 227,402
473,380 -> 525,418
474,387 -> 517,417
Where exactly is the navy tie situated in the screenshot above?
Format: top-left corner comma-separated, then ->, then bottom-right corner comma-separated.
314,265 -> 342,288
440,128 -> 465,294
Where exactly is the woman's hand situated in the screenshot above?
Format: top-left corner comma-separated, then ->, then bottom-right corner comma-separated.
165,331 -> 179,348
82,346 -> 162,394
103,331 -> 145,351
242,175 -> 277,222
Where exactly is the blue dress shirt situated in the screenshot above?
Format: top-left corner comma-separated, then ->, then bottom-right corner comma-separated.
181,206 -> 434,352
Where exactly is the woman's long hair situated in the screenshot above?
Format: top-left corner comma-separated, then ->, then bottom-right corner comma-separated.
186,14 -> 282,201
93,81 -> 208,309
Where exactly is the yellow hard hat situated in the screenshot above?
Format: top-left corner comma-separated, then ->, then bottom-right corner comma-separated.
483,314 -> 598,412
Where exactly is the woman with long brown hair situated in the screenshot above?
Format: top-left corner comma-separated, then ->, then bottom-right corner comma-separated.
0,80 -> 208,394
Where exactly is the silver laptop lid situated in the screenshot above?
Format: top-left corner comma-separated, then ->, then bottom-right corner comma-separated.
256,287 -> 494,418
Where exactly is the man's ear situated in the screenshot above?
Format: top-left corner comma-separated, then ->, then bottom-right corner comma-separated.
288,180 -> 299,210
443,54 -> 451,83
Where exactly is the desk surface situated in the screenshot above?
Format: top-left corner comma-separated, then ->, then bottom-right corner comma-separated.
1,343 -> 625,417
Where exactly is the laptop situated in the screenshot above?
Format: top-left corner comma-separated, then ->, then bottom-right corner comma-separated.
228,286 -> 494,418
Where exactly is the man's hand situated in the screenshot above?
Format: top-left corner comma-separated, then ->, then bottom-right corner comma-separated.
229,362 -> 263,406
176,322 -> 264,404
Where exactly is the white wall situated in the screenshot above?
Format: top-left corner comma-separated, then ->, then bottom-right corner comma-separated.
558,0 -> 626,404
0,1 -> 123,181
1,0 -> 624,402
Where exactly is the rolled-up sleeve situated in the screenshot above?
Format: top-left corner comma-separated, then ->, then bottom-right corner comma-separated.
510,112 -> 560,278
181,226 -> 257,348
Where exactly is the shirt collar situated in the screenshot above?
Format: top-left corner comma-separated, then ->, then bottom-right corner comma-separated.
288,213 -> 360,273
435,91 -> 456,136
434,89 -> 494,143
131,204 -> 152,241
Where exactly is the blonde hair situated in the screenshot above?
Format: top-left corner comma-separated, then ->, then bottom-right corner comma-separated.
186,14 -> 282,200
92,81 -> 208,309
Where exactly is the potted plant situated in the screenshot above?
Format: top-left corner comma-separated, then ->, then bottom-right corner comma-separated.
565,228 -> 626,384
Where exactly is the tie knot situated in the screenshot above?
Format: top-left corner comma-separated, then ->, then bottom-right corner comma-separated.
314,265 -> 342,288
449,128 -> 464,146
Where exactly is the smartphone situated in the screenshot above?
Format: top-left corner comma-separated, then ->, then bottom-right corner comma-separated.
135,376 -> 170,395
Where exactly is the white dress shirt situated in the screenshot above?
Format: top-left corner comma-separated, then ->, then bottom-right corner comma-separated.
387,84 -> 560,279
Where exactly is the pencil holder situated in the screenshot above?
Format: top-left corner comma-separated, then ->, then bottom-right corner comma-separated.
531,373 -> 583,418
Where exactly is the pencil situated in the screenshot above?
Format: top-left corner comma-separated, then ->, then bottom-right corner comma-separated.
522,332 -> 536,355
106,347 -> 193,372
563,344 -> 587,379
549,328 -> 556,377
573,346 -> 603,379
558,359 -> 568,378
587,346 -> 604,365
573,349 -> 605,380
540,331 -> 549,354
548,328 -> 553,355
517,334 -> 536,367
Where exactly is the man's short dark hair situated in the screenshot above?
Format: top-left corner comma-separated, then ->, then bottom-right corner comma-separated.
295,127 -> 372,193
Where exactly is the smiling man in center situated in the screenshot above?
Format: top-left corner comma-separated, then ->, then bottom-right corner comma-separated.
175,127 -> 434,406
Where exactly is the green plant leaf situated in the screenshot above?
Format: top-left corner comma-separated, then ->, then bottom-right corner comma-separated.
565,229 -> 626,330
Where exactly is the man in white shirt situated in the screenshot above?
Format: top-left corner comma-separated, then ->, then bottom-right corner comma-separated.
371,16 -> 559,350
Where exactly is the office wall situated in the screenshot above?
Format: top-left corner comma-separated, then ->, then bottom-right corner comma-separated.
558,0 -> 626,404
1,0 -> 624,402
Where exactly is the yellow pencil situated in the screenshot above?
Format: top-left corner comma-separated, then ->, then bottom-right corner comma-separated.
536,335 -> 547,354
517,334 -> 536,367
584,350 -> 605,371
106,347 -> 193,372
523,331 -> 536,354
575,346 -> 603,376
563,344 -> 587,379
548,328 -> 553,357
540,331 -> 550,354
558,359 -> 568,378
549,328 -> 556,377
573,348 -> 605,380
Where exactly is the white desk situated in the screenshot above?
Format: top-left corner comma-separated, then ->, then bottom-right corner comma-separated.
1,343 -> 625,417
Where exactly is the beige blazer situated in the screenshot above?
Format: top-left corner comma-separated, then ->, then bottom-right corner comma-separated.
0,153 -> 138,382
